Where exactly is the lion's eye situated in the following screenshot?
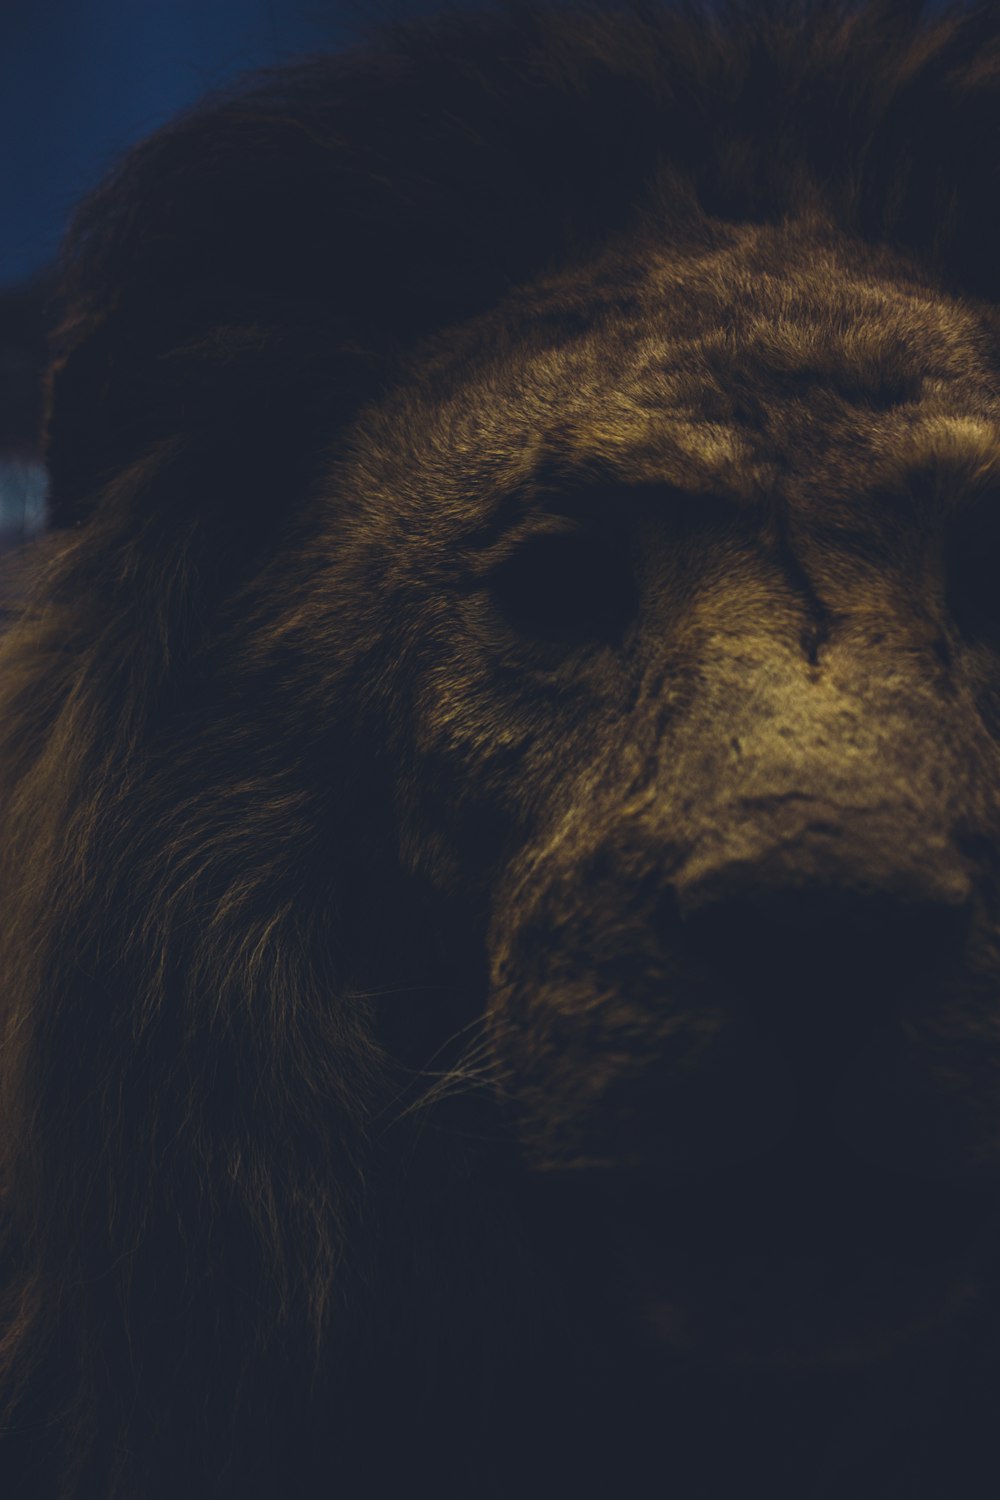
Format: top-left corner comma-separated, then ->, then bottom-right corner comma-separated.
486,528 -> 637,647
947,501 -> 1000,643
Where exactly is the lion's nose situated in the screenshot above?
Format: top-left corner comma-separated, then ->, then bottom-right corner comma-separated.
682,877 -> 972,984
671,813 -> 975,1040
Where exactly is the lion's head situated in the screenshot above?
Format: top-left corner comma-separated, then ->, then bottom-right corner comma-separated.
4,4 -> 1000,1497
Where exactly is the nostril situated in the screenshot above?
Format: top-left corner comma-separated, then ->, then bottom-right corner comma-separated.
677,873 -> 973,1042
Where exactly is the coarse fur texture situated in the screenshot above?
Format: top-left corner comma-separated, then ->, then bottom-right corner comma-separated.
4,1 -> 1000,1495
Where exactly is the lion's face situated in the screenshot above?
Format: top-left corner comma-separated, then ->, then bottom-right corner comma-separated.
324,218 -> 1000,1369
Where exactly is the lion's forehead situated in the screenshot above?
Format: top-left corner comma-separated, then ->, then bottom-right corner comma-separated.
353,222 -> 1000,540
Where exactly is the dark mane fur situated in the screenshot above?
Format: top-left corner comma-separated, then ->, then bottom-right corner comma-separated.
4,3 -> 1000,1496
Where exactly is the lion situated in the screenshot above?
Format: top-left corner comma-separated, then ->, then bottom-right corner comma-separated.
3,2 -> 1000,1495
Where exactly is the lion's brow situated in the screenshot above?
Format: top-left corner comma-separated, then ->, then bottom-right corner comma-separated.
883,419 -> 1000,509
456,456 -> 624,550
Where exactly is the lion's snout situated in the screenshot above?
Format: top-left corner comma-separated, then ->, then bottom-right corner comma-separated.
489,788 -> 997,1183
673,800 -> 976,1025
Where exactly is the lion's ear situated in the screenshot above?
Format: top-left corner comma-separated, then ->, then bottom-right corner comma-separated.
41,75 -> 403,530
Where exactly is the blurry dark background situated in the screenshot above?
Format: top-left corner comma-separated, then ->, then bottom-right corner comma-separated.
0,0 -> 460,546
